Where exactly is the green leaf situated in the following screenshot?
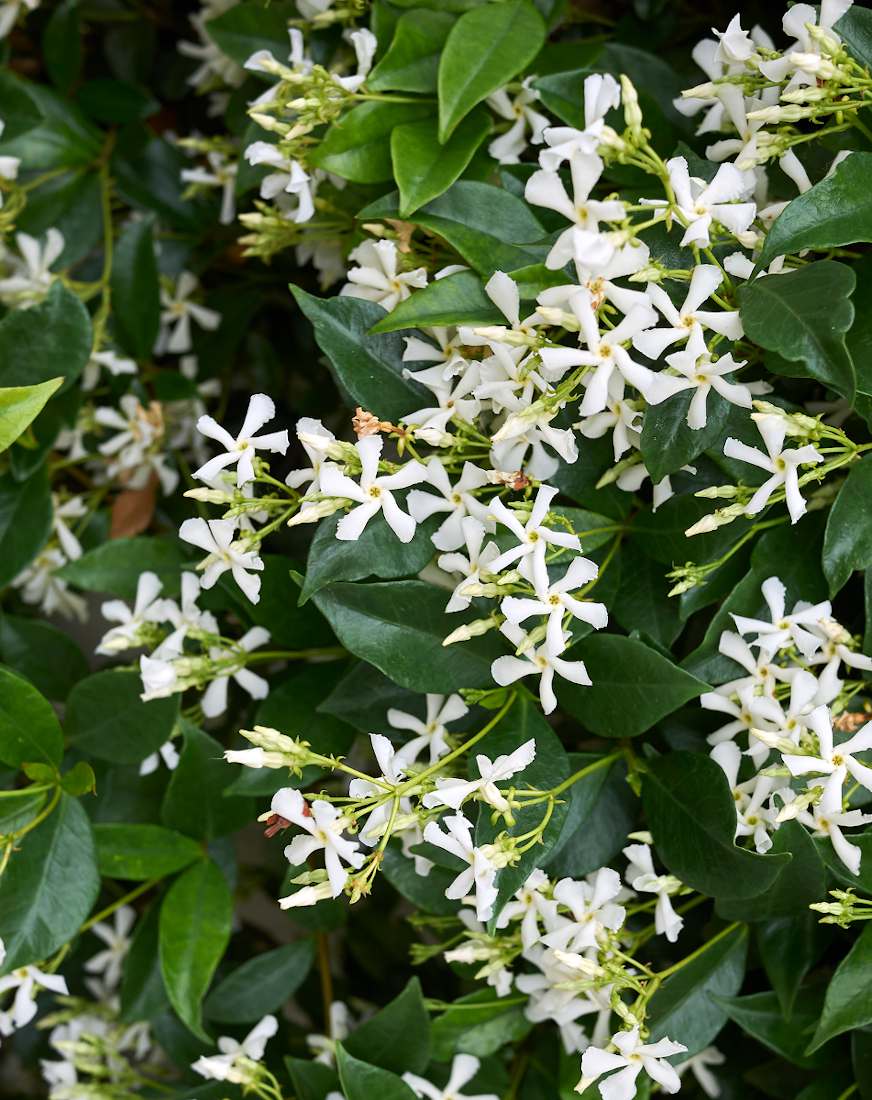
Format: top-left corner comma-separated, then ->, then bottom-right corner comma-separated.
854,1028 -> 872,1100
292,288 -> 429,421
311,101 -> 433,184
0,282 -> 91,392
611,544 -> 682,648
381,843 -> 461,915
285,1057 -> 341,1100
43,0 -> 82,94
809,922 -> 872,1050
647,925 -> 747,1057
758,153 -> 872,266
121,901 -> 170,1022
93,823 -> 203,880
336,1045 -> 418,1100
642,750 -> 791,900
345,978 -> 431,1075
111,216 -> 160,359
360,181 -> 547,275
369,270 -> 502,333
0,793 -> 100,971
817,832 -> 872,895
640,389 -> 733,484
823,454 -> 872,595
836,5 -> 872,69
205,941 -> 315,1023
717,988 -> 830,1069
61,761 -> 96,796
738,261 -> 856,403
57,536 -> 187,599
67,669 -> 179,766
0,70 -> 43,142
430,989 -> 531,1061
162,722 -> 255,840
369,9 -> 454,92
560,635 -> 707,737
311,580 -> 503,692
544,753 -> 632,876
438,0 -> 546,141
301,511 -> 437,603
0,465 -> 52,589
0,665 -> 63,770
757,912 -> 829,1019
393,109 -> 491,217
204,0 -> 299,66
0,378 -> 63,454
474,693 -> 569,923
159,859 -> 232,1040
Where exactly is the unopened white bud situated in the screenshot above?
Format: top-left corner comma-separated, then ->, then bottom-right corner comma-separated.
287,499 -> 345,527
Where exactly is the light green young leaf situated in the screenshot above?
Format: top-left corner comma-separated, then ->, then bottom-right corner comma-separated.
310,101 -> 432,183
0,377 -> 63,454
369,9 -> 454,92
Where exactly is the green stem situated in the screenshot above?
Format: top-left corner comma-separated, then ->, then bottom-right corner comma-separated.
80,877 -> 161,933
655,921 -> 742,980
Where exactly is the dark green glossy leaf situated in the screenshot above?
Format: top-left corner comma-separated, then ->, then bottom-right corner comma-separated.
205,941 -> 315,1023
717,988 -> 830,1069
0,282 -> 91,392
57,536 -> 187,599
336,1045 -> 418,1100
757,912 -> 829,1019
430,988 -> 531,1061
43,0 -> 82,93
369,9 -> 454,92
205,1 -> 299,66
311,101 -> 432,184
345,978 -> 430,1075
93,823 -> 203,880
0,464 -> 52,590
823,454 -> 872,595
162,723 -> 255,841
611,544 -> 682,648
369,270 -> 501,334
810,921 -> 872,1050
121,901 -> 170,1022
393,109 -> 491,217
0,665 -> 63,770
111,216 -> 160,359
67,668 -> 179,766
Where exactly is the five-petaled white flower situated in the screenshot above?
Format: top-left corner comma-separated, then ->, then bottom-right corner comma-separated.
501,555 -> 607,653
404,1053 -> 499,1100
423,812 -> 499,923
407,459 -> 493,552
273,787 -> 365,899
647,324 -> 752,430
623,842 -> 684,943
487,484 -> 581,592
84,906 -> 136,990
388,693 -> 468,766
193,1015 -> 278,1084
783,704 -> 872,812
156,271 -> 221,355
320,434 -> 426,543
424,738 -> 536,813
723,415 -> 823,523
634,265 -> 743,360
179,516 -> 264,603
341,238 -> 427,312
492,621 -> 591,715
0,955 -> 68,1036
579,1026 -> 688,1099
195,393 -> 290,487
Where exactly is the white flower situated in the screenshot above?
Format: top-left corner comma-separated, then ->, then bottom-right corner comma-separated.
97,571 -> 172,655
538,73 -> 621,169
675,1047 -> 725,1098
51,495 -> 86,563
501,555 -> 607,653
487,78 -> 549,164
495,868 -> 558,950
407,459 -> 492,552
193,1015 -> 278,1084
81,348 -> 137,392
388,693 -> 468,766
577,375 -> 642,461
438,516 -> 501,613
404,1053 -> 499,1100
723,415 -> 822,523
95,394 -> 178,495
711,742 -> 781,853
307,1001 -> 353,1065
539,289 -> 658,415
424,738 -> 536,813
244,142 -> 315,222
139,653 -> 180,701
286,416 -> 338,493
792,800 -> 872,876
341,239 -> 427,312
622,842 -> 683,943
487,484 -> 580,591
84,906 -> 135,990
139,740 -> 180,777
273,787 -> 365,898
783,705 -> 872,812
731,576 -> 831,659
662,157 -> 756,247
646,325 -> 752,430
13,546 -> 87,622
153,571 -> 219,660
543,869 -> 626,953
634,265 -> 742,360
0,228 -> 64,303
0,961 -> 68,1036
333,27 -> 377,93
319,434 -> 426,543
579,1026 -> 687,1099
182,151 -> 238,224
194,393 -> 289,487
156,271 -> 221,355
492,622 -> 591,715
179,516 -> 264,603
201,626 -> 271,718
525,152 -> 625,270
423,812 -> 499,922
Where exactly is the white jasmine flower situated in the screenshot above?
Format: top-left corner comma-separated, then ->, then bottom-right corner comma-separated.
710,742 -> 782,853
244,142 -> 315,222
647,325 -> 752,429
97,571 -> 173,655
661,157 -> 756,247
51,495 -> 86,562
341,239 -> 427,312
492,621 -> 591,715
723,415 -> 822,523
153,571 -> 219,660
424,738 -> 536,813
538,74 -> 621,169
501,555 -> 607,652
731,576 -> 831,659
487,484 -> 581,591
577,375 -> 642,461
156,271 -> 221,355
622,843 -> 683,943
438,516 -> 501,613
791,800 -> 872,877
201,626 -> 271,718
579,1027 -> 687,1099
193,1015 -> 278,1084
194,393 -> 289,487
675,1046 -> 726,1098
634,265 -> 743,360
81,348 -> 137,392
714,13 -> 756,63
388,693 -> 468,766
179,516 -> 264,603
543,869 -> 626,953
333,27 -> 377,93
539,289 -> 658,414
0,228 -> 64,303
783,705 -> 872,812
273,787 -> 365,898
487,78 -> 549,164
0,960 -> 68,1036
404,1053 -> 499,1100
181,151 -> 238,224
139,740 -> 180,777
407,459 -> 492,552
286,416 -> 338,493
84,906 -> 135,990
495,868 -> 558,950
525,152 -> 625,270
319,434 -> 426,543
306,1001 -> 353,1065
423,812 -> 499,922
